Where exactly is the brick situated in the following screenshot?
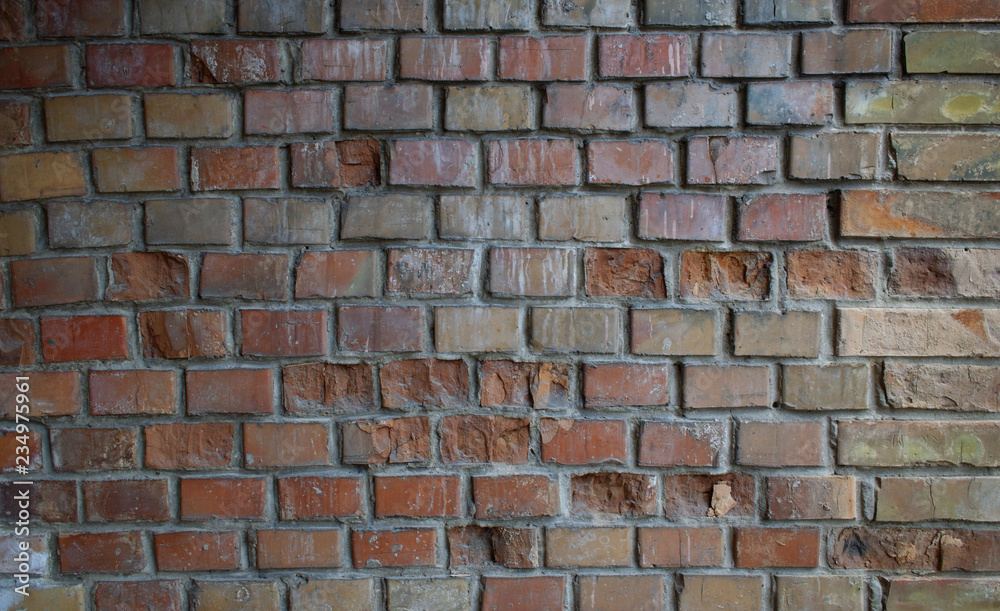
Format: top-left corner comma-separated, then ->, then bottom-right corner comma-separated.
86,44 -> 174,87
891,247 -> 1000,297
738,193 -> 827,241
107,252 -> 190,302
489,138 -> 578,185
0,583 -> 84,610
339,306 -> 421,352
735,528 -> 820,568
289,579 -> 375,611
848,81 -> 1000,125
578,576 -> 663,611
544,84 -> 634,131
639,421 -> 724,467
344,84 -> 433,130
0,101 -> 30,148
839,420 -> 1000,467
841,190 -> 1000,238
790,133 -> 878,180
141,313 -> 221,359
840,308 -> 1000,357
352,529 -> 436,568
833,527 -> 1000,571
444,0 -> 532,29
11,256 -> 99,307
83,479 -> 170,522
638,527 -> 726,567
295,251 -> 377,299
572,472 -> 656,516
646,0 -> 735,25
588,140 -> 674,185
0,371 -> 79,417
544,0 -> 632,26
47,201 -> 128,248
531,307 -> 619,353
0,0 -> 26,41
734,311 -> 821,357
94,581 -> 183,611
442,415 -> 529,463
0,45 -> 74,89
665,475 -> 755,518
387,248 -> 474,295
885,363 -> 1000,411
586,247 -> 667,299
599,34 -> 688,77
191,146 -> 280,191
737,421 -> 824,467
584,363 -> 670,407
93,147 -> 180,193
768,476 -> 857,520
802,29 -> 893,74
446,85 -> 534,131
36,0 -> 124,35
702,33 -> 792,78
850,0 -> 999,22
200,253 -> 289,300
44,95 -> 131,142
341,195 -> 429,239
41,315 -> 128,362
474,475 -> 558,519
390,139 -> 478,186
886,579 -> 1000,610
399,36 -> 489,80
782,364 -> 868,410
277,476 -> 363,519
387,579 -> 468,611
180,477 -> 266,520
191,582 -> 280,610
239,0 -> 326,32
538,195 -> 626,242
52,427 -> 137,471
381,358 -> 467,408
480,360 -> 570,409
144,199 -> 230,248
500,35 -> 588,80
244,90 -> 333,135
241,309 -> 327,357
375,475 -> 461,517
540,418 -> 627,465
58,532 -> 144,573
190,40 -> 281,84
482,577 -> 564,611
893,133 -> 1000,181
144,93 -> 232,139
144,422 -> 234,469
342,0 -> 426,30
342,416 -> 430,464
0,319 -> 33,366
632,309 -> 716,356
906,31 -> 1000,74
300,39 -> 387,81
776,576 -> 864,611
283,362 -> 374,413
646,82 -> 737,128
788,250 -> 877,299
683,365 -> 771,409
153,532 -> 240,571
138,0 -> 226,34
290,140 -> 381,189
185,368 -> 274,414
450,526 -> 540,569
746,0 -> 832,22
680,251 -> 772,300
638,193 -> 727,241
688,136 -> 778,185
243,422 -> 329,468
435,306 -> 519,352
0,430 -> 41,472
877,477 -> 1000,522
243,197 -> 329,245
90,370 -> 176,416
0,152 -> 86,202
440,195 -> 530,239
546,527 -> 630,568
747,81 -> 834,125
491,248 -> 573,297
256,529 -> 342,569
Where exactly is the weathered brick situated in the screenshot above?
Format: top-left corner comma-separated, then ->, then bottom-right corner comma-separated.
680,251 -> 771,300
256,529 -> 342,569
885,363 -> 1000,411
587,140 -> 674,185
638,527 -> 726,568
737,421 -> 825,467
352,529 -> 436,568
387,248 -> 474,295
893,133 -> 1000,181
58,532 -> 144,573
838,420 -> 1000,467
540,418 -> 627,465
738,193 -> 827,241
44,95 -> 131,142
747,81 -> 834,125
191,146 -> 280,191
0,45 -> 74,89
341,0 -> 426,29
0,101 -> 30,148
191,582 -> 280,610
776,576 -> 865,611
94,581 -> 183,611
300,39 -> 387,81
190,40 -> 281,84
0,320 -> 34,366
480,360 -> 570,409
243,198 -> 330,245
140,309 -> 227,358
683,365 -> 771,409
768,476 -> 857,520
239,0 -> 326,33
746,0 -> 832,22
790,133 -> 878,180
435,306 -> 519,352
386,578 -> 468,611
244,422 -> 329,468
646,0 -> 735,25
139,0 -> 226,34
145,198 -> 233,245
474,475 -> 558,519
400,36 -> 489,80
841,190 -> 1000,238
491,248 -> 573,297
646,82 -> 738,128
499,35 -> 588,80
90,369 -> 176,415
0,0 -> 26,41
185,368 -> 274,414
802,29 -> 893,74
573,472 -> 656,516
289,579 -> 375,611
631,308 -> 716,355
339,305 -> 422,352
144,422 -> 234,469
439,195 -> 530,239
87,44 -> 175,88
295,251 -> 377,298
735,527 -> 820,568
544,84 -> 634,132
543,0 -> 630,26
444,0 -> 532,29
83,479 -> 170,522
283,362 -> 374,413
848,81 -> 1000,125
381,357 -> 468,408
783,364 -> 868,410
244,90 -> 334,135
153,531 -> 241,571
665,474 -> 755,518
0,151 -> 86,202
242,309 -> 327,357
688,136 -> 778,185
877,477 -> 1000,522
446,85 -> 534,131
0,430 -> 42,472
482,577 -> 564,611
546,527 -> 630,567
11,256 -> 99,307
36,0 -> 124,36
93,147 -> 180,193
849,0 -> 1000,22
342,416 -> 430,464
489,138 -> 578,185
51,427 -> 138,471
702,33 -> 792,78
341,195 -> 429,239
0,371 -> 79,416
886,579 -> 1000,611
538,195 -> 626,242
734,311 -> 821,357
906,31 -> 1000,74
291,140 -> 381,189
107,252 -> 190,301
639,421 -> 724,467
375,475 -> 460,517
344,84 -> 433,130
390,139 -> 478,186
277,476 -> 363,519
442,415 -> 530,463
584,363 -> 670,407
41,315 -> 129,362
892,247 -> 998,297
788,249 -> 877,299
450,526 -> 540,569
839,308 -> 1000,357
600,35 -> 688,79
531,307 -> 619,353
201,253 -> 289,300
0,583 -> 84,609
638,193 -> 727,241
179,477 -> 267,520
46,201 -> 129,248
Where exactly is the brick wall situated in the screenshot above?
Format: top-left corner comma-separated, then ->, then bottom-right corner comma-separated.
1,0 -> 999,608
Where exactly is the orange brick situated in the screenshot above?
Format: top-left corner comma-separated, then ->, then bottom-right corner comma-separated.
540,418 -> 627,465
144,422 -> 235,469
474,475 -> 558,519
638,527 -> 726,567
277,476 -> 363,520
0,151 -> 86,202
154,531 -> 241,571
180,477 -> 267,520
243,422 -> 330,468
93,147 -> 180,193
374,475 -> 461,517
191,146 -> 281,191
352,529 -> 437,569
58,531 -> 145,573
735,527 -> 821,568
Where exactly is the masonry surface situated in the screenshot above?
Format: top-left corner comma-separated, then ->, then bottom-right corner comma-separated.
1,0 -> 999,609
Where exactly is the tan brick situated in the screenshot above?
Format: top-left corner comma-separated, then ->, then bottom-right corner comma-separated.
638,527 -> 726,568
906,31 -> 1000,74
546,527 -> 630,568
893,133 -> 1000,181
446,85 -> 534,131
0,210 -> 37,255
839,308 -> 1000,357
386,579 -> 468,611
0,152 -> 86,202
538,195 -> 626,242
734,311 -> 821,357
790,132 -> 878,180
531,307 -> 618,353
886,579 -> 1000,611
678,576 -> 762,611
341,195 -> 429,240
848,81 -> 1000,125
289,579 -> 375,611
440,195 -> 530,240
45,95 -> 132,142
490,248 -> 574,297
884,363 -> 1000,411
787,249 -> 877,299
683,365 -> 770,409
776,576 -> 865,611
145,198 -> 233,246
877,477 -> 1000,522
783,364 -> 868,410
578,576 -> 664,611
842,189 -> 1000,238
631,309 -> 716,356
737,421 -> 825,467
838,420 -> 1000,467
435,306 -> 519,352
93,147 -> 179,193
191,581 -> 280,611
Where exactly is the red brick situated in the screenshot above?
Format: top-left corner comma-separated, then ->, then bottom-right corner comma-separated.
240,309 -> 328,357
277,476 -> 363,520
0,0 -> 26,41
489,138 -> 578,185
51,426 -> 138,471
296,250 -> 377,298
290,140 -> 381,188
185,368 -> 274,414
387,248 -> 474,295
106,252 -> 190,301
474,475 -> 558,519
0,429 -> 41,473
481,577 -> 565,611
449,526 -> 540,569
584,363 -> 670,407
200,253 -> 289,300
243,422 -> 329,468
0,151 -> 86,202
390,139 -> 478,186
190,39 -> 281,84
441,415 -> 530,463
93,147 -> 180,193
83,479 -> 170,522
490,247 -> 574,297
585,247 -> 666,297
244,89 -> 334,135
639,421 -> 724,467
256,529 -> 342,569
342,416 -> 431,465
738,193 -> 827,241
499,35 -> 588,80
849,0 -> 998,22
480,360 -> 570,409
637,193 -> 727,241
0,318 -> 34,365
300,39 -> 388,81
282,362 -> 374,413
0,101 -> 31,148
352,529 -> 436,569
41,315 -> 128,362
587,140 -> 673,185
737,421 -> 825,467
736,527 -> 821,568
638,527 -> 726,567
0,371 -> 80,417
154,531 -> 241,572
344,84 -> 434,130
339,305 -> 422,352
180,477 -> 267,520
37,0 -> 125,36
788,249 -> 877,299
0,45 -> 74,89
599,34 -> 689,77
94,581 -> 183,611
543,85 -> 634,132
139,310 -> 227,359
86,44 -> 175,87
375,475 -> 461,517
399,36 -> 490,80
58,532 -> 145,573
191,146 -> 280,191
768,475 -> 857,520
688,136 -> 779,185
540,418 -> 626,465
380,357 -> 467,408
665,474 -> 756,518
11,256 -> 97,307
571,472 -> 656,516
144,422 -> 234,469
